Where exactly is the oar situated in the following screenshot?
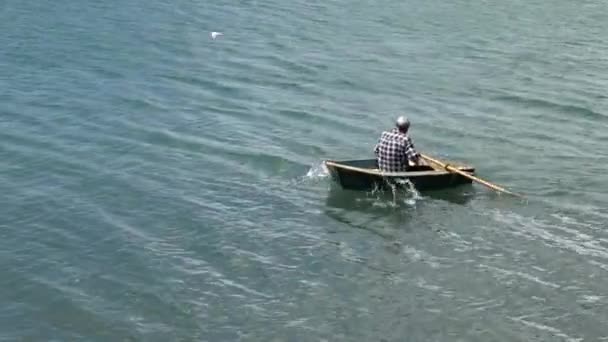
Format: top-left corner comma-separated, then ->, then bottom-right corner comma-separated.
420,154 -> 524,198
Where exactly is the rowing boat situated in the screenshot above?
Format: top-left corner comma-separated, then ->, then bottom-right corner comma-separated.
324,156 -> 475,191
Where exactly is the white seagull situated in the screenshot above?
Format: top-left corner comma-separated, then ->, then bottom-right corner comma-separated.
210,32 -> 223,40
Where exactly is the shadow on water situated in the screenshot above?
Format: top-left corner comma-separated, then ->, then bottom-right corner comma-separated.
322,183 -> 476,238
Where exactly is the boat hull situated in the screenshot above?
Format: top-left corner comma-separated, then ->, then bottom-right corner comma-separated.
325,158 -> 475,192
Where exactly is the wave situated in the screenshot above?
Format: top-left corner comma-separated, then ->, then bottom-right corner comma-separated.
489,209 -> 608,261
493,94 -> 607,121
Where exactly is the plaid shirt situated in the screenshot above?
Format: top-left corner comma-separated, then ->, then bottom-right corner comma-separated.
374,128 -> 419,172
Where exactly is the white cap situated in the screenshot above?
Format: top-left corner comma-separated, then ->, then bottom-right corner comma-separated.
396,115 -> 410,128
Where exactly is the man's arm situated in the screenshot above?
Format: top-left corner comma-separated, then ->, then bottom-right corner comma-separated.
374,134 -> 383,157
403,136 -> 421,164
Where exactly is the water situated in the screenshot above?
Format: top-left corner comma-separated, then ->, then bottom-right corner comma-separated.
2,0 -> 608,340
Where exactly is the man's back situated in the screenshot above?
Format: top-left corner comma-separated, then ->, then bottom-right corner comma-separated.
374,128 -> 418,172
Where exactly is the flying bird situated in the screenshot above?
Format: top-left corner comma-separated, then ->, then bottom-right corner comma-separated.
210,32 -> 223,40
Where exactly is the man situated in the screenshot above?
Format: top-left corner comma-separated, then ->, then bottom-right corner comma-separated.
373,116 -> 423,172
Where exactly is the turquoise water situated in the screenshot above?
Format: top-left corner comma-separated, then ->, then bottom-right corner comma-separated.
2,0 -> 608,340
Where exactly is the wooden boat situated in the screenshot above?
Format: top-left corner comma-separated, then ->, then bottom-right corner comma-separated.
324,156 -> 475,191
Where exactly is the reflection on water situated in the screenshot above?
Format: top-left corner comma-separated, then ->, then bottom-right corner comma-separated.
422,186 -> 477,205
324,182 -> 476,211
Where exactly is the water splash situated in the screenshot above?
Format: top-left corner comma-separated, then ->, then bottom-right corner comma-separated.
367,178 -> 423,208
210,31 -> 223,40
305,161 -> 329,180
394,178 -> 423,206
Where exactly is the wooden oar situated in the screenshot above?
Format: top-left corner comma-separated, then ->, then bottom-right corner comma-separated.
420,154 -> 524,198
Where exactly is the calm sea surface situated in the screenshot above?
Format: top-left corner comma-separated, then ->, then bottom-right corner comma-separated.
2,0 -> 608,340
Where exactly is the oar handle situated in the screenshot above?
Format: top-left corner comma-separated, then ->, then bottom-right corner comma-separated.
420,154 -> 524,198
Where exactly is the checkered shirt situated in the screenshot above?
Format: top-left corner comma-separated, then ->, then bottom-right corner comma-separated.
373,128 -> 419,172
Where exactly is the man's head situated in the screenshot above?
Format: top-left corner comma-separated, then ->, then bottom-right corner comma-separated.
395,115 -> 410,133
